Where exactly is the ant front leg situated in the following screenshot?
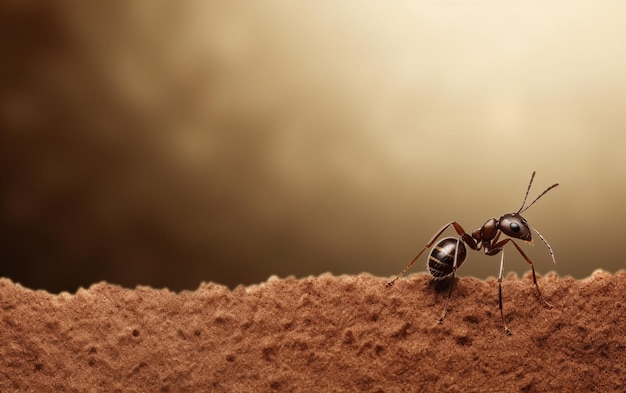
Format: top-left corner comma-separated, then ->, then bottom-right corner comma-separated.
491,238 -> 552,308
385,221 -> 475,287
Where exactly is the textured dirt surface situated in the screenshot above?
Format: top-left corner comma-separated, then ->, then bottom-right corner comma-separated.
1,271 -> 624,392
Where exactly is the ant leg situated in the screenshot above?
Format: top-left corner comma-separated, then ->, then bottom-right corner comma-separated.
492,238 -> 552,308
385,221 -> 474,287
385,245 -> 430,288
498,251 -> 512,335
507,240 -> 552,308
438,270 -> 455,324
491,230 -> 501,245
439,236 -> 462,324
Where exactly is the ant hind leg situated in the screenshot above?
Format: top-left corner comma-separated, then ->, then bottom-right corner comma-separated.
438,271 -> 455,324
438,236 -> 462,325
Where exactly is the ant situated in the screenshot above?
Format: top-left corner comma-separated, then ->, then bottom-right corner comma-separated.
385,171 -> 558,335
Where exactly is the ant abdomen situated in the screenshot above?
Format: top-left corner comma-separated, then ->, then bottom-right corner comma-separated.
427,237 -> 467,279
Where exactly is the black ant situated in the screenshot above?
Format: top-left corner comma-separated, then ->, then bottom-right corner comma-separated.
385,171 -> 558,335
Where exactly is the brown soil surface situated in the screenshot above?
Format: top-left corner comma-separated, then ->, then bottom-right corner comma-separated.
0,271 -> 624,392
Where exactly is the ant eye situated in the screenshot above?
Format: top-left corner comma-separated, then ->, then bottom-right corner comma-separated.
510,222 -> 520,232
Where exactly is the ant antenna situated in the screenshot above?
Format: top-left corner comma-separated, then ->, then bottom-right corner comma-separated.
516,171 -> 535,213
529,223 -> 557,264
517,171 -> 559,214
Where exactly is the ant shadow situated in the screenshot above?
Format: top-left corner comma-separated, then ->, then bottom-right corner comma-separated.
428,276 -> 458,294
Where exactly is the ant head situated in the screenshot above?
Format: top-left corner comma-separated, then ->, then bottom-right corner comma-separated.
499,172 -> 559,261
498,213 -> 532,242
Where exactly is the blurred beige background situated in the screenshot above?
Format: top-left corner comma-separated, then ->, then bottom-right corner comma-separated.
1,1 -> 625,292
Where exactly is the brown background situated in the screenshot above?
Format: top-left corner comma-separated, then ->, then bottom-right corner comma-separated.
1,2 -> 626,293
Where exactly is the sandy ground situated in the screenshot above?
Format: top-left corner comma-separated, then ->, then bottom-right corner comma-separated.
0,271 -> 624,392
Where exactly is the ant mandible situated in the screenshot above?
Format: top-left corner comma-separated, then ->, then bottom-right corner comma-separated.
385,171 -> 558,335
